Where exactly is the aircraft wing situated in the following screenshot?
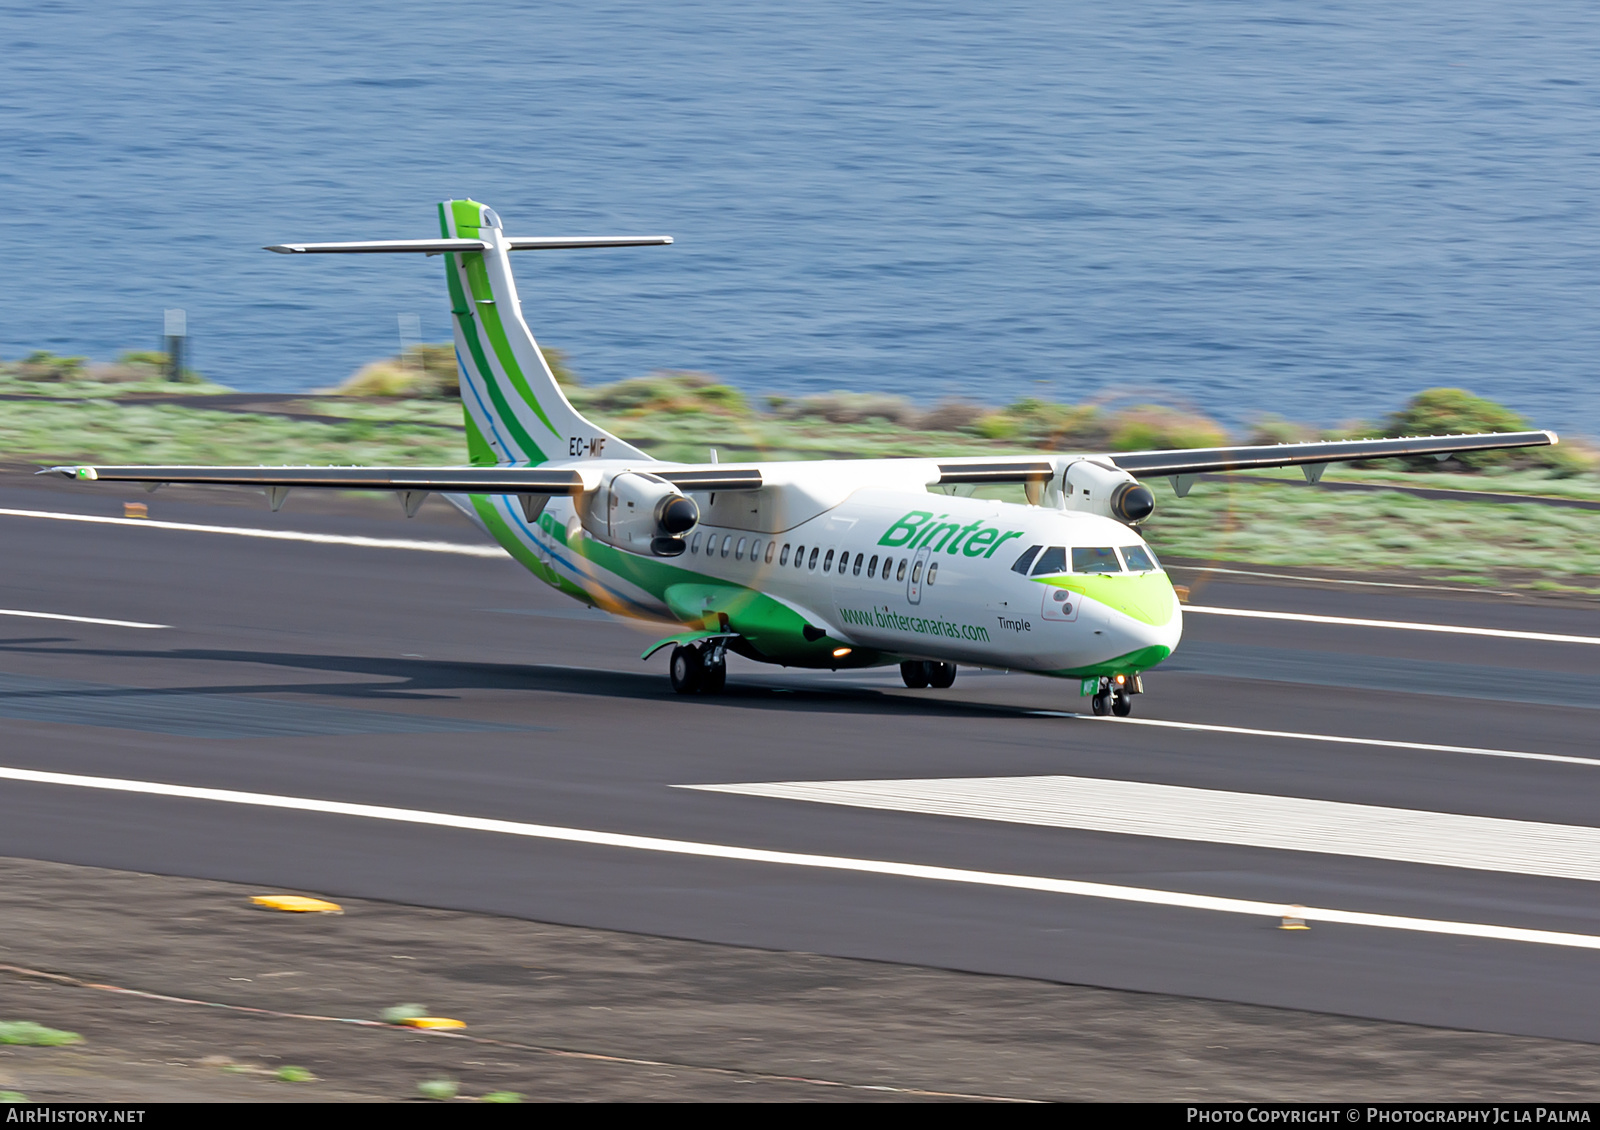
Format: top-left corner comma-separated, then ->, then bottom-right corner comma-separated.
41,464 -> 764,494
931,430 -> 1558,485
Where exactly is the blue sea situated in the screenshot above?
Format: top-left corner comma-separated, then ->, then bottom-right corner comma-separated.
2,1 -> 1598,435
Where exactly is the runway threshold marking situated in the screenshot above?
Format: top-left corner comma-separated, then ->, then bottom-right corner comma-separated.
1052,715 -> 1600,770
4,764 -> 1600,952
686,775 -> 1600,883
0,608 -> 168,629
0,508 -> 504,558
1185,604 -> 1600,645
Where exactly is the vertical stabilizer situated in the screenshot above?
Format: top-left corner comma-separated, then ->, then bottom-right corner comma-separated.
439,199 -> 649,467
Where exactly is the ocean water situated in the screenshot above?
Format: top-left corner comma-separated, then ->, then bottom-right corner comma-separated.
1,1 -> 1597,435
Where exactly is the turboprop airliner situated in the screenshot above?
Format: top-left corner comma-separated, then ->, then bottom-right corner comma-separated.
46,200 -> 1558,715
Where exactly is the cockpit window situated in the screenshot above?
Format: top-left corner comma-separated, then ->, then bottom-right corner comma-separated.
1011,545 -> 1042,575
1030,546 -> 1067,576
1120,545 -> 1158,572
1072,546 -> 1122,574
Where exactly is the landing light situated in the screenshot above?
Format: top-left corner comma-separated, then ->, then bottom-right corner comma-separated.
1114,674 -> 1127,686
832,647 -> 852,657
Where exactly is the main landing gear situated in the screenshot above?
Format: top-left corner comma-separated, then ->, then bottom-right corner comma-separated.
1089,674 -> 1138,717
900,660 -> 957,689
670,640 -> 728,695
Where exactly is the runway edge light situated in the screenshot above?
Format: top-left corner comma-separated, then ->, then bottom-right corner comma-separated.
1280,905 -> 1309,931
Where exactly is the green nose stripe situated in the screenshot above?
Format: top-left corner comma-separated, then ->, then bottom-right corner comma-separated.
1036,571 -> 1177,627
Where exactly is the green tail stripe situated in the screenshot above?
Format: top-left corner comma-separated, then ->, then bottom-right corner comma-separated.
460,254 -> 562,440
445,253 -> 546,465
463,411 -> 496,467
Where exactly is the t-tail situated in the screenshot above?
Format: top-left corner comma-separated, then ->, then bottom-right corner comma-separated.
268,200 -> 671,467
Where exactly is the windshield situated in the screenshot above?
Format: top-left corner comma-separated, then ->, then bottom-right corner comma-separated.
1120,545 -> 1158,572
1072,546 -> 1122,574
1030,546 -> 1067,575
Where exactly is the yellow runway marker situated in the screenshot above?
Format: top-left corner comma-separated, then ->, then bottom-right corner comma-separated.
398,1017 -> 466,1030
250,895 -> 343,914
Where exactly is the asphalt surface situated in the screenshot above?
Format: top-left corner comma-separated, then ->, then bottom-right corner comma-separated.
2,472 -> 1598,1045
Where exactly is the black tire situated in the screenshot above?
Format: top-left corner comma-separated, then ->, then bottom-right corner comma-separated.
1112,691 -> 1132,717
927,661 -> 956,689
1091,692 -> 1111,716
900,660 -> 930,689
701,656 -> 727,694
669,645 -> 704,694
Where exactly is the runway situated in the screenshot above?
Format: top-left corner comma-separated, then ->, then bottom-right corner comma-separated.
2,472 -> 1598,1043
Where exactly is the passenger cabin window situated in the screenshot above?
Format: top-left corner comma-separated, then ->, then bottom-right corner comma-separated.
1121,545 -> 1157,572
1072,546 -> 1122,574
690,532 -> 701,553
911,561 -> 922,584
823,549 -> 835,572
896,559 -> 907,581
780,544 -> 791,566
736,537 -> 747,560
852,553 -> 863,576
1030,546 -> 1067,576
926,562 -> 938,585
867,555 -> 879,578
808,547 -> 819,570
794,545 -> 805,568
721,535 -> 733,558
1011,545 -> 1042,575
766,541 -> 776,564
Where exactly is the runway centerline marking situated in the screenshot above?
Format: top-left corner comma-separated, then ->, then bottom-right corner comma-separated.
0,608 -> 168,629
1047,714 -> 1600,770
4,764 -> 1600,951
0,508 -> 504,558
686,775 -> 1600,883
1185,604 -> 1600,645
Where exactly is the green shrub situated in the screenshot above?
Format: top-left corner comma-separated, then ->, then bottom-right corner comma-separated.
1382,388 -> 1569,471
16,351 -> 87,381
1106,405 -> 1228,451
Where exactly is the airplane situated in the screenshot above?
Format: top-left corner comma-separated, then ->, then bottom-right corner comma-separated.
44,200 -> 1558,716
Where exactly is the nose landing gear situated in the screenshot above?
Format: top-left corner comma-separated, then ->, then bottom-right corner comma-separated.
1089,674 -> 1140,716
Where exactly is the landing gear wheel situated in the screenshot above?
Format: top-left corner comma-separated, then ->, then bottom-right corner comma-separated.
1091,691 -> 1112,716
669,645 -> 704,695
701,655 -> 727,694
900,660 -> 930,689
1112,689 -> 1133,716
927,661 -> 957,689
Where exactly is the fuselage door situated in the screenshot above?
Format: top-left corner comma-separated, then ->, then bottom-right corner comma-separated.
907,546 -> 931,605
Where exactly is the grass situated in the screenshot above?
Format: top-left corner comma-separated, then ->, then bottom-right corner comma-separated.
0,1020 -> 83,1047
3,363 -> 1597,591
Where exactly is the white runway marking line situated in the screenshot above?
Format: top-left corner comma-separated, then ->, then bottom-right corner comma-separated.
4,765 -> 1600,952
1185,604 -> 1600,645
687,775 -> 1600,884
0,608 -> 168,629
1054,714 -> 1600,770
0,508 -> 505,558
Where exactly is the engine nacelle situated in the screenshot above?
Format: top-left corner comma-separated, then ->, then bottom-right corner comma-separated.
1057,459 -> 1155,525
581,471 -> 700,556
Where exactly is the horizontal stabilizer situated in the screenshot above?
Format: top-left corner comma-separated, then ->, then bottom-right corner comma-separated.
266,236 -> 671,254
